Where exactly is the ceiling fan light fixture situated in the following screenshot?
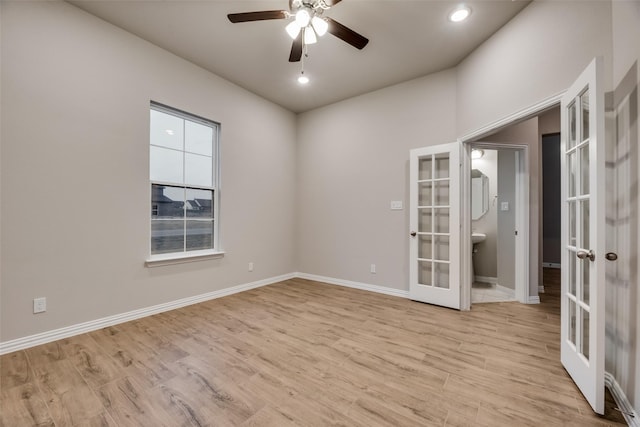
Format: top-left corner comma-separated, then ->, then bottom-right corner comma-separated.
228,1 -> 370,63
449,5 -> 471,23
304,27 -> 317,45
295,9 -> 311,27
285,21 -> 301,39
311,16 -> 328,36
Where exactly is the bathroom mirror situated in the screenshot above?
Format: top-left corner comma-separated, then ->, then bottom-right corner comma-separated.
471,168 -> 489,220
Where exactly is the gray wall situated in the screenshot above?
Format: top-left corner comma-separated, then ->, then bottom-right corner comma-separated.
471,149 -> 498,279
477,118 -> 540,298
609,0 -> 640,414
456,0 -> 613,136
1,0 -> 614,338
470,147 -> 518,290
539,107 -> 562,267
296,70 -> 457,289
296,1 -> 614,300
542,133 -> 561,265
3,3 -> 637,414
497,150 -> 517,290
0,1 -> 298,342
471,147 -> 520,290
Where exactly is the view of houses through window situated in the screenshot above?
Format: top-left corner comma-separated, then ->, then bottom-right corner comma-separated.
149,103 -> 219,255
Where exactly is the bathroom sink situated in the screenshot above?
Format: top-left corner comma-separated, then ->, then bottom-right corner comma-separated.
471,232 -> 486,244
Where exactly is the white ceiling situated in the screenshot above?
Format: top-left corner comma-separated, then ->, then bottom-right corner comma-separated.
68,0 -> 530,113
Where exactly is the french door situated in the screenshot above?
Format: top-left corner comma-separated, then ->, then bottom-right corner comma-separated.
560,57 -> 605,414
409,143 -> 460,309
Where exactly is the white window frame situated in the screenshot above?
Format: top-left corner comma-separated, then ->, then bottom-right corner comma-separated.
145,102 -> 223,267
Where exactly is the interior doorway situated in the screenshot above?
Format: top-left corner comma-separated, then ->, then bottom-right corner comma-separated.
460,104 -> 562,310
542,132 -> 562,275
459,58 -> 609,414
467,143 -> 529,305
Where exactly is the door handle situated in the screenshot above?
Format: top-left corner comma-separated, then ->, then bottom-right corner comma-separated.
410,231 -> 417,237
576,250 -> 595,262
605,252 -> 618,261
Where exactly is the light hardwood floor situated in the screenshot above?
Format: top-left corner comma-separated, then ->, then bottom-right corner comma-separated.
0,269 -> 627,426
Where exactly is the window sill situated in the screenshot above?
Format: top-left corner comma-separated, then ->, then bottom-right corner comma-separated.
145,250 -> 225,268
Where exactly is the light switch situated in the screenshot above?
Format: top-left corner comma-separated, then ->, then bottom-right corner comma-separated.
391,201 -> 403,210
501,201 -> 509,211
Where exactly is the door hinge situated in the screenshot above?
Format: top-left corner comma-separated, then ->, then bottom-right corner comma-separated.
515,230 -> 518,236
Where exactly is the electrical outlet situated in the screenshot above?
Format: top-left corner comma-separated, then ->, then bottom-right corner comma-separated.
33,297 -> 46,314
390,201 -> 403,210
370,264 -> 376,274
248,262 -> 254,272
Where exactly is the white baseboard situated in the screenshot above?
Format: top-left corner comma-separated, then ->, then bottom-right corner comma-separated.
295,272 -> 410,299
542,262 -> 561,269
0,271 -> 555,355
527,296 -> 541,304
0,273 -> 296,355
495,283 -> 515,294
474,275 -> 498,285
605,371 -> 639,426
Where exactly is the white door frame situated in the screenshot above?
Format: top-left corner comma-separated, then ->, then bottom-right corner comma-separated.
466,142 -> 530,305
458,92 -> 564,310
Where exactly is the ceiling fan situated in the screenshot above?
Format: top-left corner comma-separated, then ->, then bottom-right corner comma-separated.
227,0 -> 369,63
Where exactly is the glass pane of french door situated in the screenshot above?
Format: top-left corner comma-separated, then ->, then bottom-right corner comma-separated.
565,89 -> 592,361
417,152 -> 451,289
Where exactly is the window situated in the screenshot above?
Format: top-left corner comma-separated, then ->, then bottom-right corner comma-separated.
149,103 -> 219,257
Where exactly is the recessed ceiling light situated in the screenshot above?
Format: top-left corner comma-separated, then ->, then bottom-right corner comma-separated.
449,6 -> 471,23
471,149 -> 484,159
297,73 -> 309,84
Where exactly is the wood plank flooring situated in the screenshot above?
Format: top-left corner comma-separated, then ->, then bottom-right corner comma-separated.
0,269 -> 628,426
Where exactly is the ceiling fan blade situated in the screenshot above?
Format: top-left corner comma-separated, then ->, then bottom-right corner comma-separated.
323,0 -> 343,6
326,17 -> 369,50
289,33 -> 303,62
227,10 -> 288,23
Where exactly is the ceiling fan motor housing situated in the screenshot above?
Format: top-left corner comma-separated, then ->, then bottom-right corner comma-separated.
291,0 -> 329,14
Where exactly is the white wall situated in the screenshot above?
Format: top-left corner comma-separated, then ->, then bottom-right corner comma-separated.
456,1 -> 613,136
609,0 -> 640,415
296,70 -> 457,290
0,1 -> 297,342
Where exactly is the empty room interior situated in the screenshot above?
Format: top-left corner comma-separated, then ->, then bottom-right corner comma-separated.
1,1 -> 640,426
